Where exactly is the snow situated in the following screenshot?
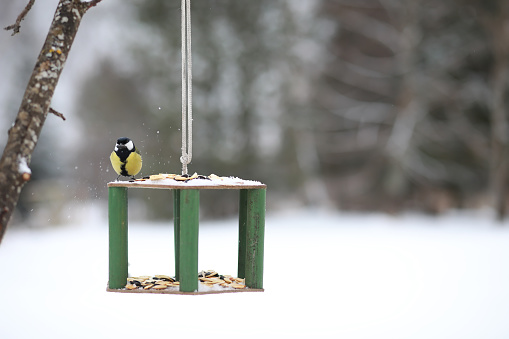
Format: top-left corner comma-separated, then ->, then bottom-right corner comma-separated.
1,209 -> 509,338
17,156 -> 31,175
113,175 -> 265,188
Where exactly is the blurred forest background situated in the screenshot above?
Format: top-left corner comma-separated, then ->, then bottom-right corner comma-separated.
1,0 -> 509,225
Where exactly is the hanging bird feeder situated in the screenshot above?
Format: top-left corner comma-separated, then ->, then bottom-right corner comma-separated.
106,0 -> 266,295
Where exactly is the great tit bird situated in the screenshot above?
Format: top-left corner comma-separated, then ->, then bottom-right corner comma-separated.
110,137 -> 142,180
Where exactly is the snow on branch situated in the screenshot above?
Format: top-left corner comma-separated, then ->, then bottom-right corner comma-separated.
17,156 -> 31,182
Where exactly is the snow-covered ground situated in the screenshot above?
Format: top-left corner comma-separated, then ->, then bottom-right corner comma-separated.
1,208 -> 509,338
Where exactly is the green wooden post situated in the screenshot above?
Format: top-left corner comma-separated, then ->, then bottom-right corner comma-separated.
174,189 -> 181,281
108,186 -> 128,289
243,188 -> 266,289
176,189 -> 200,292
237,189 -> 248,279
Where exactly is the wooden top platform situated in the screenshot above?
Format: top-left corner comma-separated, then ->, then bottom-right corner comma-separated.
108,174 -> 266,190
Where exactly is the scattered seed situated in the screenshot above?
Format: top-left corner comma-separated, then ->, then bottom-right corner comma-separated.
149,174 -> 165,180
230,283 -> 246,289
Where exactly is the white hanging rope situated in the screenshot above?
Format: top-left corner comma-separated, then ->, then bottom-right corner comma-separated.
181,0 -> 192,175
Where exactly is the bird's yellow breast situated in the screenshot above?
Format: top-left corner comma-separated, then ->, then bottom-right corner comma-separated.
125,151 -> 142,176
110,151 -> 123,175
110,150 -> 142,177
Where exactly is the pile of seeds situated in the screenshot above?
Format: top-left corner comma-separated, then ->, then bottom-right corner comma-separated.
131,173 -> 220,183
125,270 -> 246,291
198,270 -> 246,289
126,275 -> 179,290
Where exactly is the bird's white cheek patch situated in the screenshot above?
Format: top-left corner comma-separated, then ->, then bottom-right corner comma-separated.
126,140 -> 134,151
114,145 -> 118,152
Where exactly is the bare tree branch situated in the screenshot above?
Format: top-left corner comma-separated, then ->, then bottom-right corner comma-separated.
87,0 -> 104,9
49,107 -> 66,121
4,0 -> 36,36
0,0 -> 101,243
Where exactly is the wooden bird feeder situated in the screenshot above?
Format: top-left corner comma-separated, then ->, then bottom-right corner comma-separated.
106,0 -> 266,294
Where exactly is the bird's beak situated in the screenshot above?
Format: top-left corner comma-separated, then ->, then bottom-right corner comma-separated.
115,144 -> 127,152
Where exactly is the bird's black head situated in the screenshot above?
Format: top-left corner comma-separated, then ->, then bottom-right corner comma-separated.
116,137 -> 135,149
117,137 -> 131,146
114,137 -> 135,160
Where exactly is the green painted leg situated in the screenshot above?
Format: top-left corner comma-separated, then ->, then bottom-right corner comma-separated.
175,189 -> 200,292
108,187 -> 128,289
240,188 -> 266,289
237,190 -> 248,279
174,190 -> 181,281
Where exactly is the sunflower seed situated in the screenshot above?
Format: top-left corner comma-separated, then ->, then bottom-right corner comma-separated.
205,271 -> 219,278
230,283 -> 246,289
154,275 -> 174,282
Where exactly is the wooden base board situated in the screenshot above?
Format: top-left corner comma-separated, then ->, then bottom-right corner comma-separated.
107,286 -> 264,295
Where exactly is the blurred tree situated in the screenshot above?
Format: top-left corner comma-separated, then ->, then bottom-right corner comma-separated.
76,0 -> 333,217
319,0 -> 504,215
470,0 -> 509,220
71,0 -> 509,219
